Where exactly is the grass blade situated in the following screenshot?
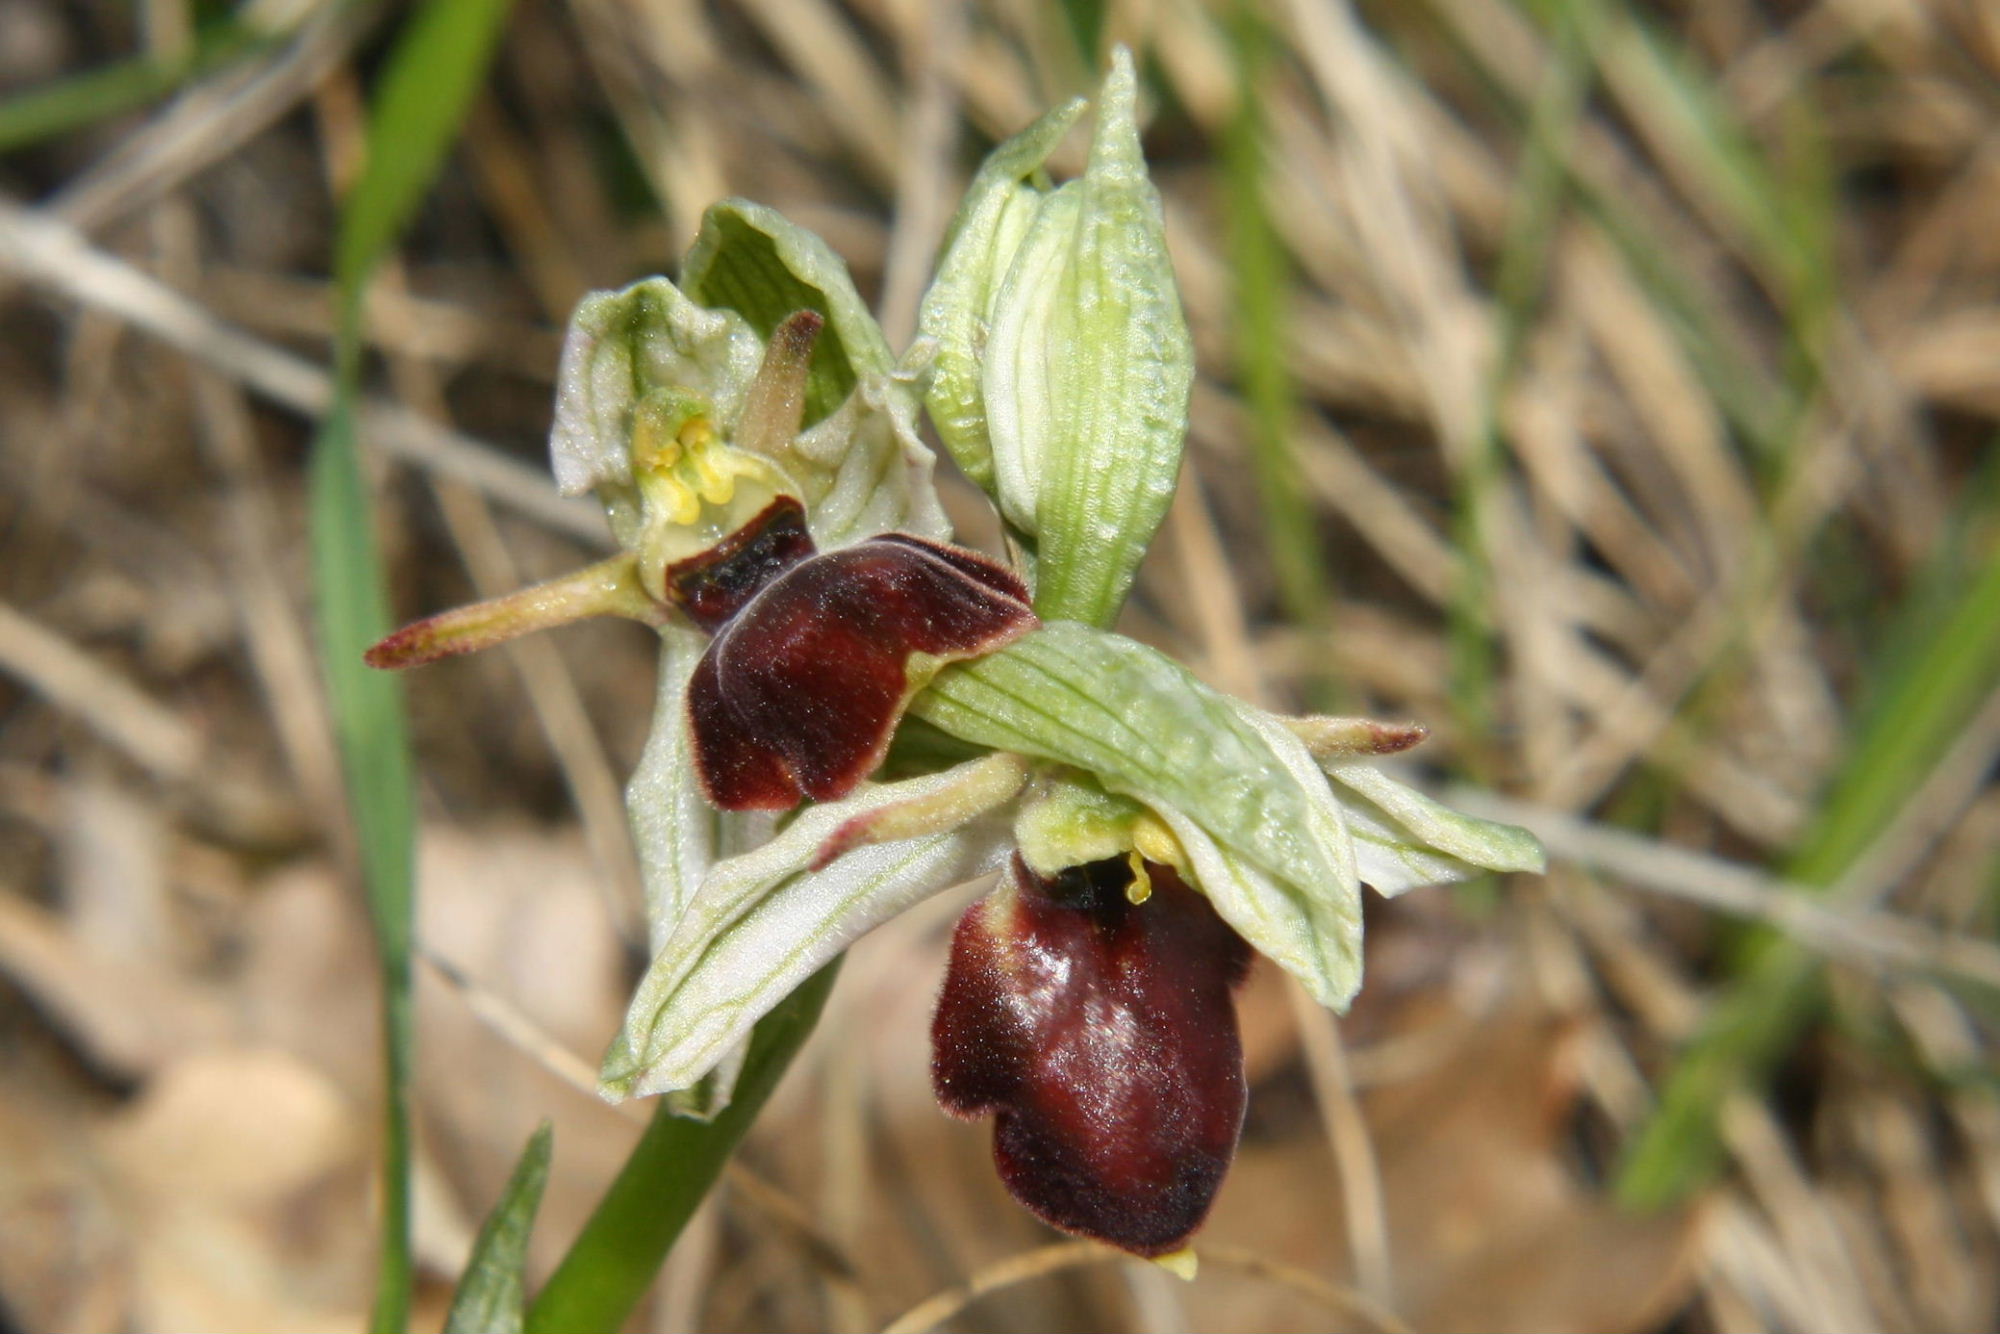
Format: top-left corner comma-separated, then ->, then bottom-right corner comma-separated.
332,0 -> 516,310
308,398 -> 418,1333
444,1122 -> 555,1334
1619,511 -> 2000,1208
1450,2 -> 1592,763
1222,3 -> 1335,705
0,21 -> 265,154
525,962 -> 840,1334
311,2 -> 518,1330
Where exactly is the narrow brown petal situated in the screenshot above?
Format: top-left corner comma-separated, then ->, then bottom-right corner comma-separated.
733,310 -> 822,459
687,535 -> 1035,810
933,855 -> 1251,1256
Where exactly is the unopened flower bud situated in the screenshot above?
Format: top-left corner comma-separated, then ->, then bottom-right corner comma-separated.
919,46 -> 1192,628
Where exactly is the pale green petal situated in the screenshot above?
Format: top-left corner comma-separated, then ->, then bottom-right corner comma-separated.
789,354 -> 951,548
1156,808 -> 1362,1012
1323,762 -> 1547,893
623,627 -> 771,1118
921,48 -> 1192,628
626,626 -> 778,953
682,198 -> 895,426
1214,703 -> 1364,1007
983,182 -> 1082,534
601,761 -> 1012,1101
910,622 -> 1363,1004
913,624 -> 1323,888
549,277 -> 761,505
1341,796 -> 1498,897
662,1040 -> 746,1123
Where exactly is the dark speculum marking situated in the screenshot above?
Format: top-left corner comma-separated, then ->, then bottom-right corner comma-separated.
662,495 -> 819,633
932,855 -> 1252,1256
686,533 -> 1036,811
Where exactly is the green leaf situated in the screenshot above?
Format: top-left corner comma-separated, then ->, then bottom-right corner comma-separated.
1595,9 -> 1833,324
681,199 -> 894,426
525,963 -> 840,1334
443,1122 -> 553,1334
0,21 -> 266,154
911,622 -> 1366,1006
1222,4 -> 1333,680
308,401 -> 418,1334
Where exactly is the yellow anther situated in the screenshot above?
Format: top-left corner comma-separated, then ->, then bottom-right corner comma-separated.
1123,850 -> 1152,905
672,480 -> 702,525
1131,814 -> 1186,875
676,417 -> 717,452
631,412 -> 681,473
691,439 -> 739,506
641,470 -> 701,527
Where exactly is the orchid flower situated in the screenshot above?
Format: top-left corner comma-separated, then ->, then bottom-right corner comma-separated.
369,48 -> 1543,1266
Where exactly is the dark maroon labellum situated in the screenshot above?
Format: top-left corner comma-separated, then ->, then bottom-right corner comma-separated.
933,855 -> 1252,1256
683,513 -> 1036,811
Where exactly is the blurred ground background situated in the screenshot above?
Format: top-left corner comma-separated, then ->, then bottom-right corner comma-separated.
2,0 -> 1999,1330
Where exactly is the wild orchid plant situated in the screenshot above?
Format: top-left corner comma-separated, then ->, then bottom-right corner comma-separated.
370,50 -> 1542,1268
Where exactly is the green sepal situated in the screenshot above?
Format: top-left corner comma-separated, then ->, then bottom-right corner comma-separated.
920,96 -> 1086,490
1026,47 -> 1192,626
549,276 -> 760,532
682,198 -> 895,426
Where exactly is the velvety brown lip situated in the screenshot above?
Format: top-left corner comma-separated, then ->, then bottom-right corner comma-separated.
686,533 -> 1036,811
932,854 -> 1252,1256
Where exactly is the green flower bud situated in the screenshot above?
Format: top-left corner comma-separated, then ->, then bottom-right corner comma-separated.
918,46 -> 1193,628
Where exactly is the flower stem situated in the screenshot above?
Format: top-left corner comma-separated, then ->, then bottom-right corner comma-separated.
523,961 -> 840,1334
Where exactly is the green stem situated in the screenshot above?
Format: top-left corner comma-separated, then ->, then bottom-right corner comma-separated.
524,962 -> 841,1333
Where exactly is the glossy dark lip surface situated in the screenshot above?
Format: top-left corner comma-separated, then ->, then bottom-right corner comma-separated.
685,530 -> 1036,810
933,855 -> 1252,1256
661,495 -> 818,633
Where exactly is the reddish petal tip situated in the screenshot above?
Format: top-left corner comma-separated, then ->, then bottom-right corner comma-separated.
810,818 -> 864,872
363,623 -> 445,670
1374,721 -> 1429,753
